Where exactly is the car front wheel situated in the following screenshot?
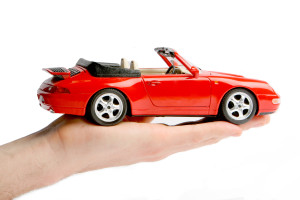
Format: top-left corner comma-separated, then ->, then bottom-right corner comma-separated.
220,88 -> 257,125
87,89 -> 127,126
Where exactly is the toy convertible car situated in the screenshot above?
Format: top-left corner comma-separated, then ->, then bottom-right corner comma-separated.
38,47 -> 280,125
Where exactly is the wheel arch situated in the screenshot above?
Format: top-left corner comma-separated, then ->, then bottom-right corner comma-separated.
84,87 -> 132,116
217,87 -> 259,115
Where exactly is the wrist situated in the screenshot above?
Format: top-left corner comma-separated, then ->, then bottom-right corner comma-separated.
0,129 -> 73,198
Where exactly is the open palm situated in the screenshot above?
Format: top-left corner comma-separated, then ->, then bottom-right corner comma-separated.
44,115 -> 270,173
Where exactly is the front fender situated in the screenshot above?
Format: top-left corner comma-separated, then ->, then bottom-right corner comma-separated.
208,77 -> 275,115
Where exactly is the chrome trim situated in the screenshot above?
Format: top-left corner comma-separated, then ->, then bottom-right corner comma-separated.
94,93 -> 123,122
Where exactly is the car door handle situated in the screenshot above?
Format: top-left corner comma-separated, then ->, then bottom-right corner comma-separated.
147,81 -> 161,86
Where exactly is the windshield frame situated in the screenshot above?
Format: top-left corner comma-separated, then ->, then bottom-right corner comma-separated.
155,47 -> 201,74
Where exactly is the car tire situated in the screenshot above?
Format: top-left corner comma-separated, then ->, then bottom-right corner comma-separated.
87,89 -> 127,126
220,88 -> 257,125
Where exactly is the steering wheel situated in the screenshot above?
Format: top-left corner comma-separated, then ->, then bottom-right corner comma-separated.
165,65 -> 175,74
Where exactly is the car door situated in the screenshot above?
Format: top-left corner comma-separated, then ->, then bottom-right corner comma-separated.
142,74 -> 211,107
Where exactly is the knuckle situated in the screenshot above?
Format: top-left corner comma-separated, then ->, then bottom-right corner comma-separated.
233,128 -> 243,137
144,153 -> 168,162
190,132 -> 204,145
141,144 -> 164,159
139,139 -> 166,162
206,138 -> 220,145
263,116 -> 271,125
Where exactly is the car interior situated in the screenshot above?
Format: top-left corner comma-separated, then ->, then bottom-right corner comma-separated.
120,58 -> 191,75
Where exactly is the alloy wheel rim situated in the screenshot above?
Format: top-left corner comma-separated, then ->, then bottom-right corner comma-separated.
225,92 -> 253,121
95,93 -> 123,122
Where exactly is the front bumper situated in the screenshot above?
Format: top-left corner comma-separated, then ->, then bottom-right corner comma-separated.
256,93 -> 280,115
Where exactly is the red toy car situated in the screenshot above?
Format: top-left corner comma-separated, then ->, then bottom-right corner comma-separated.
38,47 -> 280,125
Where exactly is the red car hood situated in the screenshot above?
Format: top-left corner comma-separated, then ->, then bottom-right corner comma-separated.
206,70 -> 244,78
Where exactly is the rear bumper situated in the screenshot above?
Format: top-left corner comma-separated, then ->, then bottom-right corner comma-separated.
38,95 -> 52,112
37,90 -> 87,116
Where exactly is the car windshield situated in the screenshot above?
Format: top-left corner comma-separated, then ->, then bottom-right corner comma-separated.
166,55 -> 201,73
164,56 -> 190,74
155,47 -> 201,73
179,55 -> 201,70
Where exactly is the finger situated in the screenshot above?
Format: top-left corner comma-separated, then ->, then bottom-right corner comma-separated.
239,115 -> 270,131
177,117 -> 223,125
124,116 -> 155,123
137,121 -> 243,162
164,121 -> 242,149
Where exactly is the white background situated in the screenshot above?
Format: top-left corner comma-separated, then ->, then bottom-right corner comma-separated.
0,0 -> 299,199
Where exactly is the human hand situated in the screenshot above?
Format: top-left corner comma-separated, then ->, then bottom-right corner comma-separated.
0,115 -> 270,199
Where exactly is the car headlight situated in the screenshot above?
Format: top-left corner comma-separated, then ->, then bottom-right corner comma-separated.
272,98 -> 281,104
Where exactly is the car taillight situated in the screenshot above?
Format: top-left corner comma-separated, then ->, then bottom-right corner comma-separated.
43,86 -> 70,93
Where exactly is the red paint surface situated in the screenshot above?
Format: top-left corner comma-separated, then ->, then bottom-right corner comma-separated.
38,49 -> 280,117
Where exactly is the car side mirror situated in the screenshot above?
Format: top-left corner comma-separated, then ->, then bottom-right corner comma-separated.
190,66 -> 199,78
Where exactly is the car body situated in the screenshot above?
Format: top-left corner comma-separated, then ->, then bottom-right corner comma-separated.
37,47 -> 280,125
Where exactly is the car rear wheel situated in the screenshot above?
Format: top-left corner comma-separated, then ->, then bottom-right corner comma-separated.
87,89 -> 127,126
220,88 -> 257,125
